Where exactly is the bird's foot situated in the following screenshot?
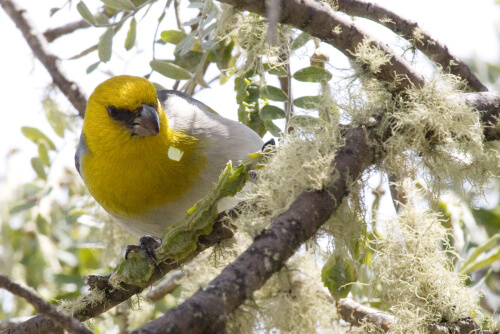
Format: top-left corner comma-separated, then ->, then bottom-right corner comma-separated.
125,235 -> 162,274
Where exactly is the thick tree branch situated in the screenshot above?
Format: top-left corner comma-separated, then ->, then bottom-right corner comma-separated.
464,91 -> 500,141
335,0 -> 488,93
218,0 -> 425,92
0,275 -> 92,334
132,125 -> 382,333
43,20 -> 91,42
0,0 -> 87,117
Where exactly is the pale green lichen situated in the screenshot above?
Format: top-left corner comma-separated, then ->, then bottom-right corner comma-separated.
382,73 -> 497,203
351,37 -> 393,75
215,7 -> 291,77
59,289 -> 106,316
323,0 -> 339,11
233,116 -> 339,238
364,206 -> 481,333
411,27 -> 425,46
379,16 -> 395,25
227,253 -> 343,333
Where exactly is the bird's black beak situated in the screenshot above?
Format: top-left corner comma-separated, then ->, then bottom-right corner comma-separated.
132,104 -> 160,137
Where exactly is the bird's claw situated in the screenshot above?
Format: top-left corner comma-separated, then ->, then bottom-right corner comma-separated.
125,235 -> 163,274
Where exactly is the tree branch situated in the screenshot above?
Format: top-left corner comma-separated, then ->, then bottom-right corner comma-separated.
218,0 -> 425,92
43,19 -> 91,42
335,0 -> 488,93
0,275 -> 92,334
338,298 -> 487,334
464,91 -> 500,141
338,297 -> 394,331
0,0 -> 87,117
132,124 -> 382,333
0,211 -> 236,334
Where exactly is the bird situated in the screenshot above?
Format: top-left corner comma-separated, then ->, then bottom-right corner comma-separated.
75,75 -> 263,243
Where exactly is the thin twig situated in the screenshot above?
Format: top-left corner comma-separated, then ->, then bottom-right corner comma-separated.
143,269 -> 185,302
338,297 -> 394,331
266,0 -> 280,45
0,275 -> 92,334
388,172 -> 406,213
0,0 -> 87,117
43,20 -> 90,42
152,0 -> 170,61
174,0 -> 185,33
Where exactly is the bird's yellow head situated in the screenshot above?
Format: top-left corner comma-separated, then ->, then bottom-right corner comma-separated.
83,75 -> 163,140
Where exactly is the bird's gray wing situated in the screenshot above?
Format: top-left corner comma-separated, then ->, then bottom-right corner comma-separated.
75,132 -> 88,176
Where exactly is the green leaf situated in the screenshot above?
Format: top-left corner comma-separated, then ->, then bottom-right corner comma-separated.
36,214 -> 50,236
100,0 -> 135,11
78,247 -> 102,269
21,127 -> 56,150
76,1 -> 96,25
38,141 -> 51,167
175,31 -> 197,56
460,234 -> 500,274
460,245 -> 500,275
293,95 -> 322,110
321,253 -> 356,301
263,63 -> 287,76
291,115 -> 323,127
124,17 -> 137,50
161,30 -> 187,44
291,31 -> 311,50
260,105 -> 285,120
98,28 -> 113,62
50,7 -> 61,17
214,40 -> 234,71
150,60 -> 192,80
66,209 -> 85,225
86,61 -> 100,74
201,40 -> 218,51
31,157 -> 47,180
172,50 -> 203,73
10,201 -> 37,214
23,183 -> 42,196
472,206 -> 500,236
261,85 -> 287,102
43,97 -> 67,138
94,12 -> 110,25
293,66 -> 332,82
264,121 -> 282,137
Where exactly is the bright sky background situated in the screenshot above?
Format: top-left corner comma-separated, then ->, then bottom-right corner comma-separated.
0,0 -> 499,196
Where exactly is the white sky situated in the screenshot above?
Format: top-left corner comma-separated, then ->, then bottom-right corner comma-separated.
0,0 -> 499,185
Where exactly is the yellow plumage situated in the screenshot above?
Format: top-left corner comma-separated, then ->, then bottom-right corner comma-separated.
76,76 -> 263,237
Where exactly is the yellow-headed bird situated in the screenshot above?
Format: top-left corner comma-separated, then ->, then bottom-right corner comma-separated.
75,75 -> 263,239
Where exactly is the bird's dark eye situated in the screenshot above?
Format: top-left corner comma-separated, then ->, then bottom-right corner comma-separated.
107,106 -> 120,119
